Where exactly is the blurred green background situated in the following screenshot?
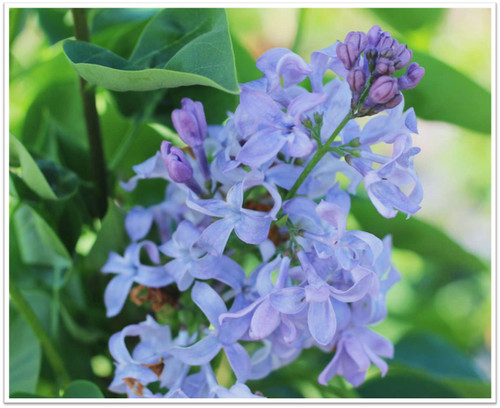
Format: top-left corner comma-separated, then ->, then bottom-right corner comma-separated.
9,8 -> 491,399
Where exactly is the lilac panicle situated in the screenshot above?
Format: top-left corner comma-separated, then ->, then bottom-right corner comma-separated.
105,24 -> 424,398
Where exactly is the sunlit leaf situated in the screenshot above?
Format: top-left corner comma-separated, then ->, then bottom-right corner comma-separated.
9,309 -> 42,394
9,134 -> 57,200
63,9 -> 239,94
404,51 -> 491,135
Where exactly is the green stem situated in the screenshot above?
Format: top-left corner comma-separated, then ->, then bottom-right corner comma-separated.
284,112 -> 352,201
72,9 -> 108,219
9,280 -> 71,388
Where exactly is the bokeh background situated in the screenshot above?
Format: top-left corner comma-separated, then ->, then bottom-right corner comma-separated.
9,8 -> 492,398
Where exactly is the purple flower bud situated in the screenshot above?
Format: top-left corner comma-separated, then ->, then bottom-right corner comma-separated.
337,31 -> 367,70
367,25 -> 382,47
160,141 -> 193,183
383,92 -> 403,109
171,98 -> 207,147
369,76 -> 398,104
347,67 -> 367,93
398,62 -> 425,90
375,58 -> 395,76
378,33 -> 398,51
393,44 -> 413,70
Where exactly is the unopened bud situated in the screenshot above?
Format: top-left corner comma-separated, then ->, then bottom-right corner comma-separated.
337,31 -> 368,70
313,112 -> 324,126
367,25 -> 382,48
393,44 -> 413,70
369,76 -> 398,104
302,117 -> 313,129
378,34 -> 398,51
171,98 -> 207,147
160,141 -> 193,183
384,92 -> 403,109
347,67 -> 367,93
379,47 -> 395,59
398,62 -> 425,90
375,58 -> 395,76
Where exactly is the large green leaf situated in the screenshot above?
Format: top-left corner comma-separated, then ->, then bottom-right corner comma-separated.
10,135 -> 57,200
394,332 -> 484,381
369,8 -> 445,33
63,380 -> 104,398
350,197 -> 488,277
90,8 -> 158,34
9,309 -> 42,394
13,205 -> 72,277
63,9 -> 239,94
404,51 -> 491,135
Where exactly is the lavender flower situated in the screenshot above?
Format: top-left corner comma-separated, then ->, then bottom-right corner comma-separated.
105,25 -> 425,398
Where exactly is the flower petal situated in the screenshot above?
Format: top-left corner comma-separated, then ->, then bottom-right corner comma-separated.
192,281 -> 227,329
104,274 -> 134,318
308,300 -> 336,346
270,287 -> 307,314
125,207 -> 154,242
197,217 -> 236,256
236,129 -> 287,168
250,298 -> 280,339
234,213 -> 272,245
171,335 -> 222,366
223,343 -> 252,382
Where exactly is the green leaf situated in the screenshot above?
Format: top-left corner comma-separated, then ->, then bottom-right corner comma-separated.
404,51 -> 491,134
369,8 -> 445,33
90,8 -> 158,33
85,201 -> 127,272
36,160 -> 80,200
357,368 -> 460,398
63,9 -> 239,94
63,380 -> 104,398
9,134 -> 57,200
9,309 -> 42,394
394,332 -> 484,380
350,197 -> 488,277
13,205 -> 72,282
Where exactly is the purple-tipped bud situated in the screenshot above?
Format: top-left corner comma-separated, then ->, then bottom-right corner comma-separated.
397,62 -> 425,90
347,67 -> 367,93
367,25 -> 382,47
393,44 -> 413,70
375,58 -> 395,76
377,33 -> 398,51
171,98 -> 207,147
160,141 -> 193,183
369,76 -> 399,104
379,47 -> 396,59
384,92 -> 403,109
337,31 -> 368,70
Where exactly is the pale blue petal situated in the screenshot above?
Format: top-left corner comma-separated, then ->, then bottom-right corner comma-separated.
104,274 -> 134,317
172,335 -> 222,366
223,343 -> 252,382
192,281 -> 227,329
197,217 -> 236,256
308,300 -> 336,346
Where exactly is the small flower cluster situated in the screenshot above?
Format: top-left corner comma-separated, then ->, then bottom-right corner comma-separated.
102,26 -> 424,398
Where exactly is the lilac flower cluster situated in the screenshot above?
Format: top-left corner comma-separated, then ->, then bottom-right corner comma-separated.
102,25 -> 423,398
